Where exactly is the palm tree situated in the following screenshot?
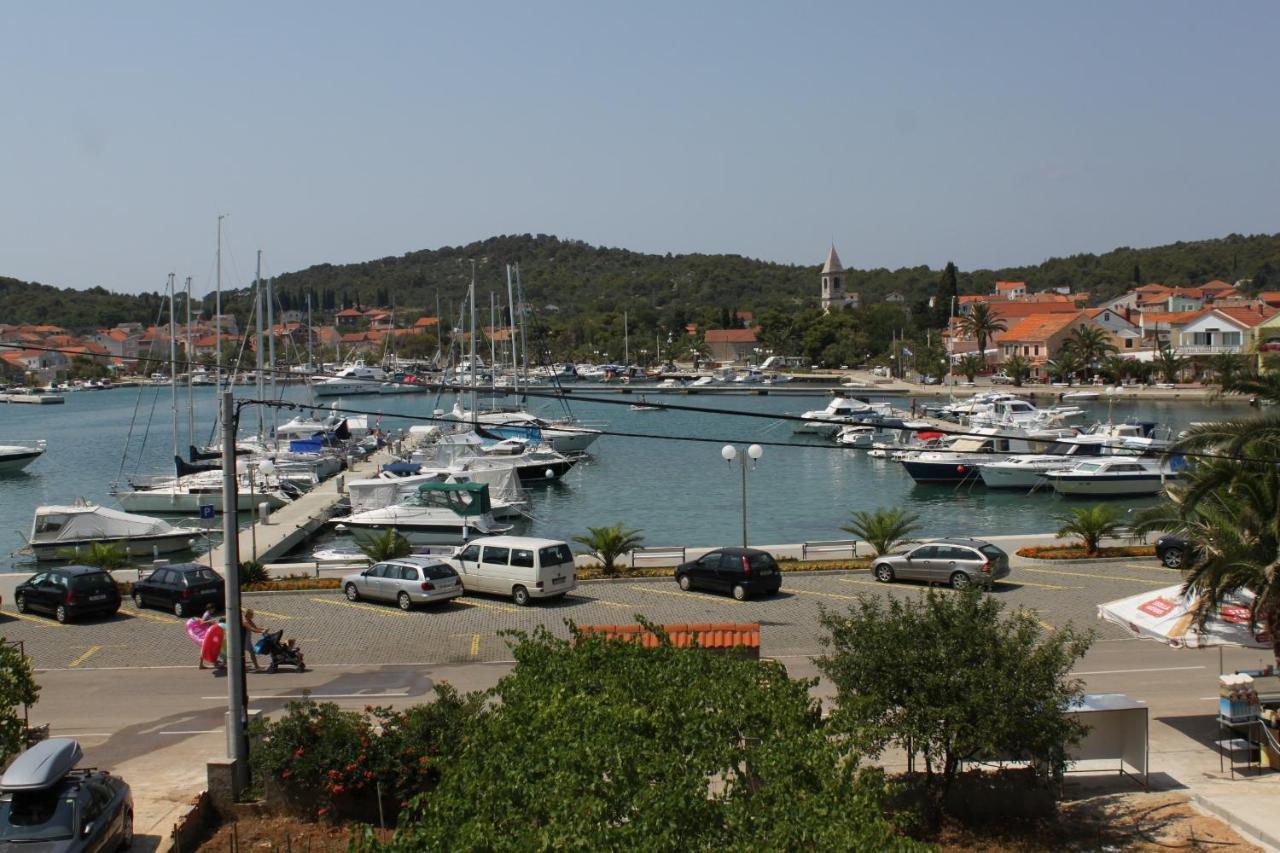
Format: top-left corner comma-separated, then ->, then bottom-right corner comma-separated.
1044,350 -> 1083,384
1055,504 -> 1124,556
573,524 -> 644,575
1061,325 -> 1118,379
354,527 -> 413,563
841,507 -> 921,557
62,541 -> 130,570
1098,355 -> 1130,385
1215,369 -> 1280,405
957,354 -> 982,383
1003,354 -> 1031,387
1209,353 -> 1247,386
1152,341 -> 1186,384
959,303 -> 1007,365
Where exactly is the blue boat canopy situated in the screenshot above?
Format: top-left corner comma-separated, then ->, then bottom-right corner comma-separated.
0,739 -> 82,791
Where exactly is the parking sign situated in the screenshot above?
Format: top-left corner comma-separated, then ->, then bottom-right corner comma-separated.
199,504 -> 216,520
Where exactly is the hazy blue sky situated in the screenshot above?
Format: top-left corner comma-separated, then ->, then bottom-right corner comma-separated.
3,2 -> 1277,295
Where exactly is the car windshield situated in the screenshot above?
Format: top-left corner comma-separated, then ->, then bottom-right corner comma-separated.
0,790 -> 77,841
181,569 -> 219,586
69,573 -> 115,594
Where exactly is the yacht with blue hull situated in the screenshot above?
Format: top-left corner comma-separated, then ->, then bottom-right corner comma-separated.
898,429 -> 1044,485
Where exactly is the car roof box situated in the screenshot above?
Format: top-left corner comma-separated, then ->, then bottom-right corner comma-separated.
0,739 -> 82,791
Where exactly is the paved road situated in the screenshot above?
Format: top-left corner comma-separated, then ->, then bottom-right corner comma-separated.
6,554 -> 1278,849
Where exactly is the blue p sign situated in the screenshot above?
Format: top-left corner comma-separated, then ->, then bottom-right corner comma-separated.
199,504 -> 216,520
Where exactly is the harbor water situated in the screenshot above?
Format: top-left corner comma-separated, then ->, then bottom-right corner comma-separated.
0,385 -> 1249,569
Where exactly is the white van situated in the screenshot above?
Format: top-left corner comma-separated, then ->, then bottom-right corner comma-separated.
446,536 -> 578,606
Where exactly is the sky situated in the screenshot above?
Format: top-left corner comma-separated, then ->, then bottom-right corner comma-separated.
2,1 -> 1278,295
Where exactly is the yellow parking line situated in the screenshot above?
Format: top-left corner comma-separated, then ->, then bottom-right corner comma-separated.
128,610 -> 181,624
627,585 -> 742,604
586,598 -> 640,609
452,599 -> 521,614
309,597 -> 409,617
248,609 -> 293,620
1120,563 -> 1180,574
5,611 -> 66,628
1019,567 -> 1169,585
836,578 -> 960,592
793,588 -> 863,602
469,634 -> 480,658
1001,579 -> 1079,590
69,645 -> 102,667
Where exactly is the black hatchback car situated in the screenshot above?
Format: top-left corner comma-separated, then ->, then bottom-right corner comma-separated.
130,563 -> 224,617
14,567 -> 121,624
1155,535 -> 1189,569
674,547 -> 782,600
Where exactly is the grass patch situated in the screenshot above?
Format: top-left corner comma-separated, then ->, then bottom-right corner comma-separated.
1016,545 -> 1156,560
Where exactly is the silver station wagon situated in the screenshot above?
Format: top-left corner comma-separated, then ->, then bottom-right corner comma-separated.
871,538 -> 1010,589
342,556 -> 464,610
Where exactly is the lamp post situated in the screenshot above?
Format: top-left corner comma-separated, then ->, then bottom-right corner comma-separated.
721,444 -> 763,547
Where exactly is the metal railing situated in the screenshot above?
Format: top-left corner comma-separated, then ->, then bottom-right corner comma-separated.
629,546 -> 687,568
802,539 -> 860,560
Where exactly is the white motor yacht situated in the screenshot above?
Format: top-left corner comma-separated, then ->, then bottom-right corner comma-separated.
445,402 -> 602,455
27,501 -> 201,561
112,468 -> 294,514
835,425 -> 878,448
348,465 -> 527,520
311,361 -> 388,397
337,481 -> 510,544
0,439 -> 47,473
899,428 -> 1040,484
796,397 -> 874,434
1042,456 -> 1178,497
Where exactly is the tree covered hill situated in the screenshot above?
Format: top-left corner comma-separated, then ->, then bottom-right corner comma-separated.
4,231 -> 1280,333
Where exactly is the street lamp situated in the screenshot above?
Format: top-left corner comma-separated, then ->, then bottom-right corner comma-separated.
722,444 -> 763,547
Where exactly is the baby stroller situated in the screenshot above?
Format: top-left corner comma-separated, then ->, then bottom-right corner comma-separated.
256,630 -> 306,673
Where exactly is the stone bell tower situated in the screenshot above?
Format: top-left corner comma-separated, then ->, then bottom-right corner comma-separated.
820,244 -> 846,313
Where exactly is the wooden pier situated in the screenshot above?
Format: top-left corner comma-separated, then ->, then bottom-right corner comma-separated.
205,447 -> 396,571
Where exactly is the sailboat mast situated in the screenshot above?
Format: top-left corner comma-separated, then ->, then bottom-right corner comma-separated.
185,275 -> 194,450
306,292 -> 313,370
215,214 -> 226,392
469,261 -> 478,424
505,265 -> 518,396
515,263 -> 528,386
624,310 -> 629,366
167,273 -> 179,461
255,250 -> 265,438
489,291 -> 496,396
267,275 -> 278,438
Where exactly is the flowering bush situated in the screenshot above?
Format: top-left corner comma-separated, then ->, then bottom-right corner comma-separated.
1016,545 -> 1155,560
242,578 -> 341,592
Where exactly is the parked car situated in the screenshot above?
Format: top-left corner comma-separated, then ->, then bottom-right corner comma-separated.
342,557 -> 464,610
1155,534 -> 1188,569
0,738 -> 133,852
14,566 -> 121,623
674,547 -> 782,600
991,372 -> 1013,385
871,538 -> 1010,589
130,562 -> 224,617
443,536 -> 578,606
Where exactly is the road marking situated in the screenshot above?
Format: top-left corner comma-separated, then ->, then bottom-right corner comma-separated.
1072,665 -> 1206,676
470,634 -> 480,658
452,599 -> 521,614
128,610 -> 182,624
248,609 -> 293,620
200,691 -> 411,701
836,578 -> 960,592
160,729 -> 222,735
1002,579 -> 1080,590
585,598 -> 641,609
5,611 -> 66,628
53,733 -> 111,738
792,588 -> 863,602
310,597 -> 409,617
1020,567 -> 1169,585
627,586 -> 742,604
69,645 -> 103,668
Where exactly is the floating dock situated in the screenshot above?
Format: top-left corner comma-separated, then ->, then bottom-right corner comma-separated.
0,392 -> 65,404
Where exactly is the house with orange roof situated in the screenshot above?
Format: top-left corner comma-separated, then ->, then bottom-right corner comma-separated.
704,328 -> 759,363
335,307 -> 366,328
1083,308 -> 1141,352
994,281 -> 1026,300
314,326 -> 341,348
413,316 -> 440,330
1176,306 -> 1276,356
1136,310 -> 1202,348
986,300 -> 1081,324
996,311 -> 1113,380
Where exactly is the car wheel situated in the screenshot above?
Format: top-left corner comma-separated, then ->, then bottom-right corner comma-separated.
1161,548 -> 1184,569
677,574 -> 692,591
731,584 -> 747,601
397,592 -> 412,611
345,583 -> 360,602
874,564 -> 894,583
119,807 -> 134,849
173,601 -> 186,618
132,592 -> 144,609
15,594 -> 26,614
950,572 -> 972,590
55,604 -> 69,624
512,585 -> 530,606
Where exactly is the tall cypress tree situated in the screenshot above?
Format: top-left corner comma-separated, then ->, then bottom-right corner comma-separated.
933,262 -> 959,327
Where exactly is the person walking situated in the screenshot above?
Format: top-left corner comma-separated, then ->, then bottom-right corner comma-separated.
242,609 -> 266,672
196,604 -> 218,670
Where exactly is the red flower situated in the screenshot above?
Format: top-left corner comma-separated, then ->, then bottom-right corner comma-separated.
294,747 -> 305,758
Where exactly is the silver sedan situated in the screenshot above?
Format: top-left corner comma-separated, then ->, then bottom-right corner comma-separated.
342,556 -> 464,610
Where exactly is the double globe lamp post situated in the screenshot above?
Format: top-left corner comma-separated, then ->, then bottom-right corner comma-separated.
721,443 -> 763,548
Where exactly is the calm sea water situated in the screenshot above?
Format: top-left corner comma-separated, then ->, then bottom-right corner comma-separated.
0,385 -> 1249,568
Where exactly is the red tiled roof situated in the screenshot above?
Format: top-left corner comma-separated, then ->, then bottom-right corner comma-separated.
988,301 -> 1080,322
1211,306 -> 1277,328
704,328 -> 758,344
958,295 -> 987,304
998,311 -> 1088,343
576,623 -> 760,653
336,308 -> 364,317
413,316 -> 440,327
1135,283 -> 1170,294
1200,279 -> 1234,292
995,281 -> 1025,291
1140,310 -> 1203,327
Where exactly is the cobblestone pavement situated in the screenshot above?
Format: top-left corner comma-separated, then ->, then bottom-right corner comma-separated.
1,555 -> 1186,672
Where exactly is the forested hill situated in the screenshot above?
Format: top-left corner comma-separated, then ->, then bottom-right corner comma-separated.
3,231 -> 1280,331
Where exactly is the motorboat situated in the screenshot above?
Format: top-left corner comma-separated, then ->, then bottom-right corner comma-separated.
795,397 -> 874,434
835,425 -> 878,448
656,377 -> 685,389
0,439 -> 47,473
966,398 -> 1084,431
311,361 -> 388,397
689,376 -> 716,387
977,433 -> 1160,490
898,428 -> 1040,484
412,431 -> 578,482
630,397 -> 662,411
1061,390 -> 1100,401
1042,456 -> 1180,497
445,402 -> 602,454
112,468 -> 294,514
349,464 -> 527,519
26,501 -> 201,561
336,481 -> 510,544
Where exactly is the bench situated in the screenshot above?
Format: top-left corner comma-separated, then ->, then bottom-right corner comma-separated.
629,546 -> 687,568
801,539 -> 860,560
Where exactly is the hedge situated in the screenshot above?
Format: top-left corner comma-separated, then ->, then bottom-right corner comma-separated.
1016,545 -> 1157,560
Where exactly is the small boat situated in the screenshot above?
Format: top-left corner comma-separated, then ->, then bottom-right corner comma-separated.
336,481 -> 510,544
1061,390 -> 1100,401
0,439 -> 47,473
690,376 -> 716,387
1041,456 -> 1179,497
835,425 -> 877,448
796,397 -> 874,434
27,501 -> 201,561
630,396 -> 662,411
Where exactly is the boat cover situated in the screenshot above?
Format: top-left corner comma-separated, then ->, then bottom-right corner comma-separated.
33,504 -> 175,543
